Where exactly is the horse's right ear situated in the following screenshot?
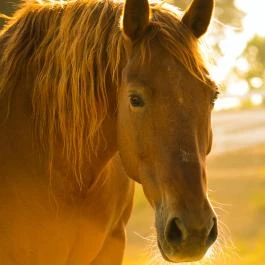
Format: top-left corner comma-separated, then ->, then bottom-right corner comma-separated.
122,0 -> 150,41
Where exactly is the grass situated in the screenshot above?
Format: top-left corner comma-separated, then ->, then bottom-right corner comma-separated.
123,144 -> 265,265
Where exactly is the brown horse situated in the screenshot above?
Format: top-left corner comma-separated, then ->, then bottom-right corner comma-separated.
0,0 -> 219,264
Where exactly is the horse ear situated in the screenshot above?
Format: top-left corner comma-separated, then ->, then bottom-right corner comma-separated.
122,0 -> 150,41
182,0 -> 214,38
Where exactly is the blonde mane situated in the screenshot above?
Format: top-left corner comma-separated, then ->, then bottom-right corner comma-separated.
0,0 -> 209,185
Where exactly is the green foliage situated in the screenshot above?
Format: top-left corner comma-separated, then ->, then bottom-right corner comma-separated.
215,0 -> 245,27
242,35 -> 265,88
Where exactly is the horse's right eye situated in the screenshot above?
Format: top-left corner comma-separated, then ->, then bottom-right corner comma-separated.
129,95 -> 145,108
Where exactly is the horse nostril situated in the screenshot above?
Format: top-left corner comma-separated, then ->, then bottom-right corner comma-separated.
166,218 -> 187,245
207,217 -> 218,246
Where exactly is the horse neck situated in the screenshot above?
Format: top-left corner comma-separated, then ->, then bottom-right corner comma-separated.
0,68 -> 118,188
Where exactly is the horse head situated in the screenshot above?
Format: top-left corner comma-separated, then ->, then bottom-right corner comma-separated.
118,0 -> 218,262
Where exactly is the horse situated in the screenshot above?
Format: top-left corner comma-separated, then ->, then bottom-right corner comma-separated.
0,0 -> 219,264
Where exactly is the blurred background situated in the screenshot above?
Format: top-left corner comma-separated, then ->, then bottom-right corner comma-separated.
1,0 -> 265,264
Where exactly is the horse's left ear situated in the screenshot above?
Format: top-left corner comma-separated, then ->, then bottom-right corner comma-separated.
122,0 -> 150,41
182,0 -> 214,38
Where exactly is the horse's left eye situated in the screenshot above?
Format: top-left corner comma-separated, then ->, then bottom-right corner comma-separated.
129,95 -> 145,107
211,91 -> 219,106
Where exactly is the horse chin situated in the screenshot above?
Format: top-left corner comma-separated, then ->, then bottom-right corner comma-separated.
157,237 -> 206,263
157,239 -> 172,262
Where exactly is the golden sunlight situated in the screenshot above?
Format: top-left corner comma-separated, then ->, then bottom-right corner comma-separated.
209,1 -> 265,111
235,0 -> 265,37
215,0 -> 265,76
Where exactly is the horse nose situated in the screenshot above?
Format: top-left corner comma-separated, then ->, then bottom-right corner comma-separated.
165,215 -> 218,248
206,216 -> 218,246
165,217 -> 187,245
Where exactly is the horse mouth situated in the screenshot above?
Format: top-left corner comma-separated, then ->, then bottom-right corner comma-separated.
157,238 -> 206,263
157,239 -> 172,262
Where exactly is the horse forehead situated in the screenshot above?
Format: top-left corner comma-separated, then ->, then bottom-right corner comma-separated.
163,63 -> 201,103
125,59 -> 181,88
126,54 -> 207,104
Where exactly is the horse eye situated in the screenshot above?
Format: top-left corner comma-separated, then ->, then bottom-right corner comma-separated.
211,91 -> 219,106
129,95 -> 145,107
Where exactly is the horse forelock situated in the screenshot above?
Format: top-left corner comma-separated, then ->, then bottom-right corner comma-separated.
136,4 -> 211,84
0,0 -> 211,186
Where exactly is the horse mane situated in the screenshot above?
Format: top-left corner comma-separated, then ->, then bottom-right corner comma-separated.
0,0 -> 209,186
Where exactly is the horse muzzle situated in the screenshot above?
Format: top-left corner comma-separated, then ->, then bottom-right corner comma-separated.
155,206 -> 218,263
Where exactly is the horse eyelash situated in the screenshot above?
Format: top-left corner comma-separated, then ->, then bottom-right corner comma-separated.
211,91 -> 219,105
